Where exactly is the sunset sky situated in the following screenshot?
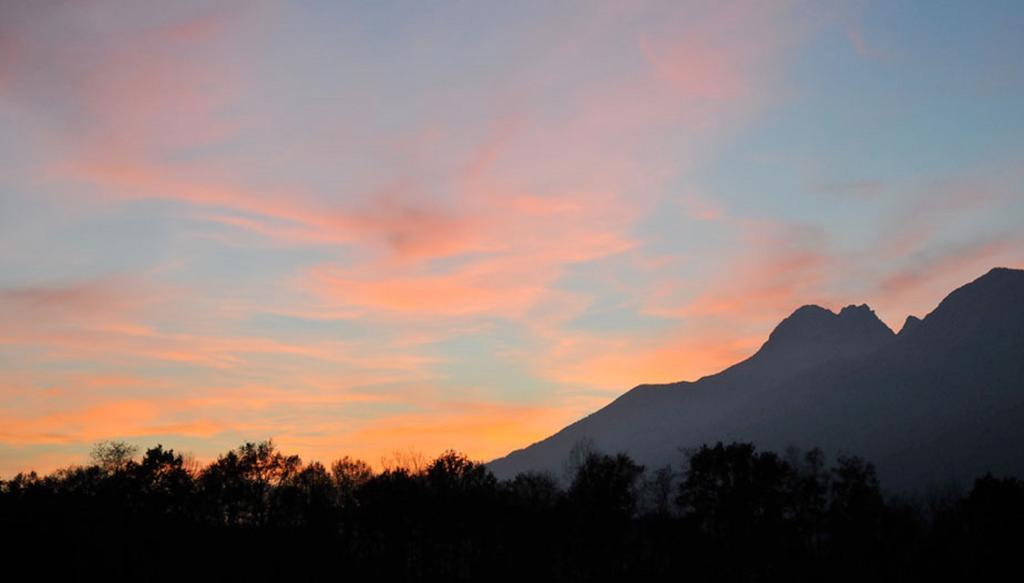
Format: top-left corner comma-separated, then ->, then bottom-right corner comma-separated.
2,0 -> 1023,476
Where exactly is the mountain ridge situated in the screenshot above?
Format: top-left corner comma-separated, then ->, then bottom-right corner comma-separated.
489,267 -> 1024,491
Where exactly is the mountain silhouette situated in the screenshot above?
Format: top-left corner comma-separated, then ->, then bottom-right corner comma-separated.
489,267 -> 1024,491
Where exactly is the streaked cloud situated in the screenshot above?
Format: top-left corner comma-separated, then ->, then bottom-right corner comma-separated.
2,0 -> 1022,476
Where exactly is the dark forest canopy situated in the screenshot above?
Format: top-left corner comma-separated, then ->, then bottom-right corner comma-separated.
2,439 -> 1022,581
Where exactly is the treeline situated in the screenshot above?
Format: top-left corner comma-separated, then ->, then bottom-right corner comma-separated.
1,440 -> 1021,582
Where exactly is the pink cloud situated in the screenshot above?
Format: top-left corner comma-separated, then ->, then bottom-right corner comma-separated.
0,2 -> 260,156
647,221 -> 835,322
0,276 -> 144,316
872,236 -> 1024,317
638,0 -> 814,110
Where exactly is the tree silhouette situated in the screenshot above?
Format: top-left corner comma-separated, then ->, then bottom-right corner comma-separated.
272,461 -> 334,528
961,474 -> 1024,576
331,455 -> 374,504
199,439 -> 300,526
562,437 -> 597,483
90,440 -> 138,474
639,465 -> 676,517
504,471 -> 560,511
569,451 -> 644,519
677,442 -> 793,540
566,451 -> 644,580
130,445 -> 194,518
2,439 -> 1020,580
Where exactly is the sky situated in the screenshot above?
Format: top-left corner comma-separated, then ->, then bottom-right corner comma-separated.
1,0 -> 1023,476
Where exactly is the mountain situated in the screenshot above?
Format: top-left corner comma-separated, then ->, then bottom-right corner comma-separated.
489,267 -> 1024,492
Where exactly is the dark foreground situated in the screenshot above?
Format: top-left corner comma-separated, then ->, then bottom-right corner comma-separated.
2,440 -> 1021,582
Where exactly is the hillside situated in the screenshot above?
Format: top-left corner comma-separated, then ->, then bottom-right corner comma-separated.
489,268 -> 1024,491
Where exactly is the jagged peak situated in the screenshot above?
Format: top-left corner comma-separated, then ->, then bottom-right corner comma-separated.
839,303 -> 872,316
838,304 -> 890,328
765,302 -> 893,351
899,315 -> 922,336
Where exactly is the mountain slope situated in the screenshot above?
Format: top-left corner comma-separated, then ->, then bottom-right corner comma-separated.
488,267 -> 1024,491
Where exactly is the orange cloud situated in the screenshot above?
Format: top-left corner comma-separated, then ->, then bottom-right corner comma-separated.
0,400 -> 196,445
277,401 -> 587,470
0,383 -> 591,477
536,329 -> 766,392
